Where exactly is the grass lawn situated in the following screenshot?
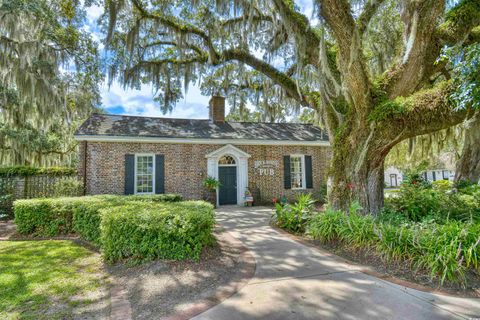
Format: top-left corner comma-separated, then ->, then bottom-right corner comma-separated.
0,240 -> 109,320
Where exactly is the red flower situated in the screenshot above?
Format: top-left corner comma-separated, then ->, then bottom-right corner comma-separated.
347,183 -> 354,190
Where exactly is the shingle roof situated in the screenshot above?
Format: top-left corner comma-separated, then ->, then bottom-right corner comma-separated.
75,113 -> 329,142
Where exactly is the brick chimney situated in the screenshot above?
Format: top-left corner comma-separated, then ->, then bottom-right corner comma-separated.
209,96 -> 225,122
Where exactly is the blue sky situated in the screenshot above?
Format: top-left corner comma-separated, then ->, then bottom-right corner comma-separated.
85,1 -> 314,119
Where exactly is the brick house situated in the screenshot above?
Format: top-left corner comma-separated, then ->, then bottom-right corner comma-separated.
75,96 -> 331,205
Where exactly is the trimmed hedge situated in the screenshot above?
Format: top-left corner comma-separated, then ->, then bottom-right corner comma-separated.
14,194 -> 183,240
0,166 -> 77,177
100,201 -> 215,263
14,197 -> 81,236
13,194 -> 215,264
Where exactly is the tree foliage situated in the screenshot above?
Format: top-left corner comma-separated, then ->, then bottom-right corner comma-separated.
104,0 -> 480,214
447,43 -> 480,111
0,0 -> 102,166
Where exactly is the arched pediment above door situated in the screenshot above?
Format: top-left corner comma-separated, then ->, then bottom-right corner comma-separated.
205,144 -> 250,206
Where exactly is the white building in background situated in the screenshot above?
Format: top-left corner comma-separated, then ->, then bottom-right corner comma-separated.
384,166 -> 455,188
422,169 -> 455,182
384,167 -> 403,188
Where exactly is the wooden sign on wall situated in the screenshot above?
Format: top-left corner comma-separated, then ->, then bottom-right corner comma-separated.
254,160 -> 279,176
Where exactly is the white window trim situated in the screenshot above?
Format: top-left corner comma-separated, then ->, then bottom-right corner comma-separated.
134,154 -> 156,195
290,154 -> 306,190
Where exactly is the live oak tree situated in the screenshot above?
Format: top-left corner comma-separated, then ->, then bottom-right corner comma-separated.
448,44 -> 480,183
105,0 -> 480,214
0,0 -> 102,166
200,67 -> 292,122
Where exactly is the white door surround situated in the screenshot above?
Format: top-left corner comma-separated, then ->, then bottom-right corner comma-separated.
206,144 -> 250,206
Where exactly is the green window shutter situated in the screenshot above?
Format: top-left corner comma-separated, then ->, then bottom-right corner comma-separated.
283,155 -> 291,189
155,154 -> 165,194
124,154 -> 135,195
305,155 -> 313,189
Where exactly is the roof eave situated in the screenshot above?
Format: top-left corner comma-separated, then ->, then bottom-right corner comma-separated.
74,135 -> 330,147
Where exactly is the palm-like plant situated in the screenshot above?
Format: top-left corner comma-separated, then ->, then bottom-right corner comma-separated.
203,176 -> 220,191
203,176 -> 220,206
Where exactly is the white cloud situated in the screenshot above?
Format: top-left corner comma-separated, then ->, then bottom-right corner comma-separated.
100,82 -> 228,119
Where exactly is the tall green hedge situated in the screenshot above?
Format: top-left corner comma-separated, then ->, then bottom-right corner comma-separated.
0,166 -> 77,177
100,201 -> 215,262
14,194 -> 183,240
13,194 -> 215,263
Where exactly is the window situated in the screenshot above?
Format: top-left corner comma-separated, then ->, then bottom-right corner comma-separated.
390,174 -> 398,187
135,155 -> 155,194
290,155 -> 305,189
218,155 -> 236,165
443,170 -> 449,180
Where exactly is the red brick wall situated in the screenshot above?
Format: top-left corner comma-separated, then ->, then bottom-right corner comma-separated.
78,142 -> 331,203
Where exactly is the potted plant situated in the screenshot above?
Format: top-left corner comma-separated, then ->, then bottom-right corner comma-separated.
244,188 -> 254,206
203,176 -> 220,206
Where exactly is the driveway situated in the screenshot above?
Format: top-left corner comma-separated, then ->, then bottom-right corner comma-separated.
194,206 -> 480,320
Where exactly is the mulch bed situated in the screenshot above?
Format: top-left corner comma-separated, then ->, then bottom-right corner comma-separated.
106,230 -> 250,320
0,220 -> 16,240
315,240 -> 480,297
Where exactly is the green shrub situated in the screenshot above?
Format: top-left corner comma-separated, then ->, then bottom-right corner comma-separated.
13,194 -> 183,238
307,202 -> 376,247
72,198 -> 112,246
100,201 -> 215,263
92,194 -> 183,203
307,207 -> 480,284
0,194 -> 13,219
13,194 -> 210,264
377,207 -> 410,225
317,183 -> 328,205
432,179 -> 453,192
0,166 -> 76,177
401,167 -> 431,189
337,212 -> 377,247
385,186 -> 441,222
454,179 -> 477,190
272,193 -> 315,233
458,184 -> 480,197
307,207 -> 344,242
14,197 -> 82,236
411,222 -> 480,283
375,222 -> 415,261
52,178 -> 84,197
385,180 -> 480,223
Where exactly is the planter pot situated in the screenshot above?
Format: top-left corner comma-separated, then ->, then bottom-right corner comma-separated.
205,191 -> 217,208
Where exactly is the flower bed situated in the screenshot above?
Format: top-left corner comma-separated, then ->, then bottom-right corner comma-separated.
273,182 -> 480,286
307,208 -> 480,284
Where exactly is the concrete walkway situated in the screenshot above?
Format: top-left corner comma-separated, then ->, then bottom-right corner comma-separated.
194,206 -> 480,320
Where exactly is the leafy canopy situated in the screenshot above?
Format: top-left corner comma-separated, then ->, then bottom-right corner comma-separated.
0,0 -> 102,166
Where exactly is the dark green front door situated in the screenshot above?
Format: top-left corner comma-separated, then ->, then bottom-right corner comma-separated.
219,166 -> 237,205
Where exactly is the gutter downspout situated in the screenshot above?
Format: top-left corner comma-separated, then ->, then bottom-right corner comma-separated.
83,141 -> 87,196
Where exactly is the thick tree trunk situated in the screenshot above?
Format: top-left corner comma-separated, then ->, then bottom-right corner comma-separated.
455,113 -> 480,184
329,156 -> 386,216
328,124 -> 389,216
